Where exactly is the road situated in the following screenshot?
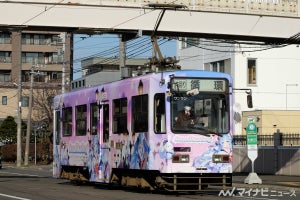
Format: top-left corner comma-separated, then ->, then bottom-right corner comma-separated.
0,164 -> 299,200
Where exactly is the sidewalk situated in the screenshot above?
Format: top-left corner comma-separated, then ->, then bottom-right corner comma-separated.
233,173 -> 300,192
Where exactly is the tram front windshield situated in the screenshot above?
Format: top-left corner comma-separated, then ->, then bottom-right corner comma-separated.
170,78 -> 229,135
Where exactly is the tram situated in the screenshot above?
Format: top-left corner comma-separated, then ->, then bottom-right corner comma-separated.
53,70 -> 235,191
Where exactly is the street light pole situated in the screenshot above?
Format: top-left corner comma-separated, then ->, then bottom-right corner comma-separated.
285,83 -> 298,110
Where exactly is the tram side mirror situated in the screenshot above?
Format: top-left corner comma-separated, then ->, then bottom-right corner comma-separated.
247,94 -> 253,108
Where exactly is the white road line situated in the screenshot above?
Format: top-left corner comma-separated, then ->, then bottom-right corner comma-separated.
0,171 -> 39,177
0,193 -> 31,200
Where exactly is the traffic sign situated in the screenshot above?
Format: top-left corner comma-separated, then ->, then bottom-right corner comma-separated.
244,119 -> 262,184
246,121 -> 258,162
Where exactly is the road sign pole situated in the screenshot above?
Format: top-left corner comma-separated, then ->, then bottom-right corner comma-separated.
244,118 -> 262,184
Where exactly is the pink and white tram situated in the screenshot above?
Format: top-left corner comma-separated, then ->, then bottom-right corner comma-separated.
53,70 -> 233,192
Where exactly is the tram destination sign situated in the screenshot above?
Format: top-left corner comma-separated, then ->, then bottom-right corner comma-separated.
171,78 -> 227,93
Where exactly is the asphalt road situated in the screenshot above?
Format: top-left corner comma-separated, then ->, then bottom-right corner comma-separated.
0,163 -> 299,200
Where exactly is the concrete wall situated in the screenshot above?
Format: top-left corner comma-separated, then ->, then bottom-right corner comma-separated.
233,146 -> 300,176
242,110 -> 300,134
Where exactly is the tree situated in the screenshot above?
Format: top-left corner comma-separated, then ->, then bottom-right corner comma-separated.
32,87 -> 60,133
24,86 -> 59,164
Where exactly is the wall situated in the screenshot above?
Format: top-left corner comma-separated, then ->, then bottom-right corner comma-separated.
242,110 -> 300,134
233,146 -> 300,176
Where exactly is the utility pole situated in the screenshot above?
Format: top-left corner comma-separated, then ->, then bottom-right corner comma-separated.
61,32 -> 66,94
16,30 -> 22,167
119,35 -> 128,79
24,66 -> 34,166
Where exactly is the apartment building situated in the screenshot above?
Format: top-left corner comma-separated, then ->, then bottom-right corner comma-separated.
0,30 -> 72,124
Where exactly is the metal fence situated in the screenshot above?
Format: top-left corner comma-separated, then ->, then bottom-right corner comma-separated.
233,133 -> 300,146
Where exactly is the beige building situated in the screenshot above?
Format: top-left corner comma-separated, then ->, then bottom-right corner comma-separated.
242,110 -> 300,135
0,30 -> 72,123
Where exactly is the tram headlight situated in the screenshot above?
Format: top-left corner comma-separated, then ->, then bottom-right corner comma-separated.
172,154 -> 189,163
212,154 -> 230,163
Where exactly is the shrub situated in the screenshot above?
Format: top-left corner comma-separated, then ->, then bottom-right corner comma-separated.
0,142 -> 53,164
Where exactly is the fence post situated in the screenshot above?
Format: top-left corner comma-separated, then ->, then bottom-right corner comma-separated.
273,129 -> 282,174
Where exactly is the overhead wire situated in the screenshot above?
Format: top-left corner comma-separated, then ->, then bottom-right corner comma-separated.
21,0 -> 66,26
71,36 -> 174,76
177,37 -> 291,53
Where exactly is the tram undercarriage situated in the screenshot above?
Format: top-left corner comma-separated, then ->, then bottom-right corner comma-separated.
110,168 -> 232,192
60,166 -> 232,192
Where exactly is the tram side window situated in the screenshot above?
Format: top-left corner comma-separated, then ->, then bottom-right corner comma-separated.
90,103 -> 98,135
154,93 -> 166,134
76,104 -> 87,136
132,94 -> 148,132
103,104 -> 109,142
62,107 -> 72,136
113,98 -> 127,134
55,111 -> 60,144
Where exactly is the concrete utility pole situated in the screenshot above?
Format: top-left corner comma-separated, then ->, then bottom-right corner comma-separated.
16,30 -> 22,167
61,32 -> 66,94
120,35 -> 129,79
24,67 -> 34,166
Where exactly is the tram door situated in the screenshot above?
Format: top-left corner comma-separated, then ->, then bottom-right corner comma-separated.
99,104 -> 110,182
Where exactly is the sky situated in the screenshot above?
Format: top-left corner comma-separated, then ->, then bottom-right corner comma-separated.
73,34 -> 177,80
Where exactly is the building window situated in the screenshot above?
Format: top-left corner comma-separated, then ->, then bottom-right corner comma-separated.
21,96 -> 29,107
212,62 -> 218,72
22,33 -> 51,45
219,60 -> 225,72
0,70 -> 11,82
248,59 -> 256,85
181,37 -> 201,49
0,51 -> 11,63
21,52 -> 45,64
0,32 -> 11,44
2,96 -> 7,105
211,60 -> 225,73
113,98 -> 127,134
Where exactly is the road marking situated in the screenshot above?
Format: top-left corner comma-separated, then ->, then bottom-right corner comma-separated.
0,171 -> 39,177
0,193 -> 31,200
